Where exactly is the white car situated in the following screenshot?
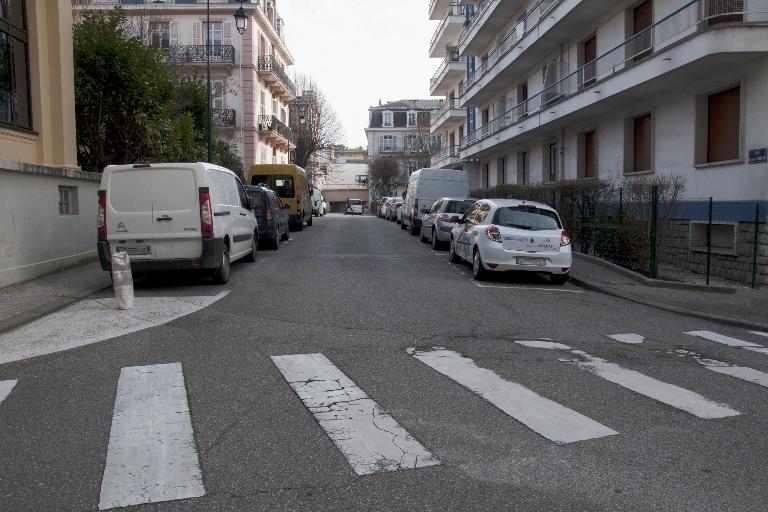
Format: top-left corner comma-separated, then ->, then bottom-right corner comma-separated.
420,197 -> 476,250
345,198 -> 363,215
97,162 -> 258,284
322,199 -> 329,215
449,199 -> 572,284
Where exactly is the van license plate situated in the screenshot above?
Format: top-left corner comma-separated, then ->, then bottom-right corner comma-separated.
116,246 -> 151,256
517,257 -> 545,266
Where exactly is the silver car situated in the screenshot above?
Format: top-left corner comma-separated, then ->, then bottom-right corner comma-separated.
420,198 -> 476,250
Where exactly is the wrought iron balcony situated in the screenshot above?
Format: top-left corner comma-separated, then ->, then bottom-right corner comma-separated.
463,0 -> 765,151
258,114 -> 295,149
257,55 -> 297,99
212,108 -> 236,128
161,44 -> 235,65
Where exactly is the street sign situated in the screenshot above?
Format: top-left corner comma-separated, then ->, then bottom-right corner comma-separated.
748,148 -> 767,164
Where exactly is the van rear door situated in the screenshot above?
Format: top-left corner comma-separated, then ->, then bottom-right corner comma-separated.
150,167 -> 203,260
107,169 -> 157,261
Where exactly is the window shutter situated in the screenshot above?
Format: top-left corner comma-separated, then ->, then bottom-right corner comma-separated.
223,22 -> 232,46
193,22 -> 202,45
707,86 -> 740,163
633,114 -> 652,171
170,22 -> 178,46
585,131 -> 597,178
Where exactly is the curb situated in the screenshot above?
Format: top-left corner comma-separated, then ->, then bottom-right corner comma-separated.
569,275 -> 768,332
572,253 -> 736,294
0,282 -> 113,335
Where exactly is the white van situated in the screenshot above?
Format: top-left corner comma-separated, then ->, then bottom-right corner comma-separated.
97,162 -> 258,284
311,186 -> 323,217
401,169 -> 469,235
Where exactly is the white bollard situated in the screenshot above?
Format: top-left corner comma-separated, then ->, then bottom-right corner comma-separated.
111,252 -> 134,310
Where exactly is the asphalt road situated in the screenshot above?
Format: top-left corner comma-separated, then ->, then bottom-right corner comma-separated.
1,214 -> 767,511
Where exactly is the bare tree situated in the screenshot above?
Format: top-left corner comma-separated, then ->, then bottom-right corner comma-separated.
289,75 -> 344,173
368,156 -> 401,198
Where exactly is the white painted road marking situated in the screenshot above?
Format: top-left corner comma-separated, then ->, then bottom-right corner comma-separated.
683,331 -> 762,348
473,283 -> 583,293
515,340 -> 573,350
0,379 -> 17,405
749,331 -> 768,338
271,353 -> 439,475
606,333 -> 645,345
99,363 -> 204,510
745,347 -> 768,354
571,352 -> 739,419
411,348 -> 618,444
0,292 -> 228,365
706,366 -> 768,388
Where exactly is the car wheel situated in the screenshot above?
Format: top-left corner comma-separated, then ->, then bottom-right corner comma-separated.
420,226 -> 428,243
243,233 -> 257,262
280,228 -> 289,241
472,248 -> 489,281
410,218 -> 419,236
550,274 -> 569,285
211,243 -> 230,284
400,220 -> 407,230
449,238 -> 462,263
269,227 -> 280,250
432,228 -> 442,250
307,215 -> 313,226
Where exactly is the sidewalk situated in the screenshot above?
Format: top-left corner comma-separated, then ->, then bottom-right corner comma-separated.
0,262 -> 112,334
570,254 -> 768,331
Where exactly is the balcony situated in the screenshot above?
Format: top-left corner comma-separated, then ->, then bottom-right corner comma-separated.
430,50 -> 465,96
458,0 -> 528,56
429,4 -> 467,58
257,55 -> 297,101
258,115 -> 294,150
429,0 -> 453,20
431,145 -> 462,168
161,44 -> 235,65
212,108 -> 236,128
430,98 -> 466,133
462,0 -> 768,157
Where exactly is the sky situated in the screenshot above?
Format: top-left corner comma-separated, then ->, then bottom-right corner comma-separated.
278,1 -> 437,149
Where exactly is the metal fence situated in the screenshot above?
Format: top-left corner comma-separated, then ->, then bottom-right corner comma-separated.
472,182 -> 767,287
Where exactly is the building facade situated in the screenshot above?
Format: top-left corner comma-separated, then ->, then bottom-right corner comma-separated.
435,0 -> 768,200
365,99 -> 441,193
73,0 -> 297,169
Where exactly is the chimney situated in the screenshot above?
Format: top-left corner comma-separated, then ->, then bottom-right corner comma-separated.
378,99 -> 382,106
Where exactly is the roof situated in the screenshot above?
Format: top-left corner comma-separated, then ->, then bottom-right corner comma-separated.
370,99 -> 443,111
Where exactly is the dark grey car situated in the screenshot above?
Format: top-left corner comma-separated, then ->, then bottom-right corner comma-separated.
420,197 -> 476,249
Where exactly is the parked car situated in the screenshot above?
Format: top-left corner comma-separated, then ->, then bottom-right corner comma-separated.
402,168 -> 470,236
311,186 -> 323,217
420,197 -> 477,250
345,198 -> 363,215
383,197 -> 398,220
244,184 -> 289,250
449,199 -> 572,284
389,198 -> 403,222
377,197 -> 392,218
97,162 -> 257,284
321,197 -> 328,216
247,164 -> 312,230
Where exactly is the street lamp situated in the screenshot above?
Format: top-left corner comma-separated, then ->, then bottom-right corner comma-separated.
233,5 -> 248,35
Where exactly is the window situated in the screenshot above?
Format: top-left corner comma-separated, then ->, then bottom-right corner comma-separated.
580,131 -> 598,178
0,0 -> 31,130
404,134 -> 418,153
627,113 -> 652,172
212,80 -> 225,109
632,1 -> 653,61
482,163 -> 490,188
494,206 -> 562,231
445,200 -> 476,214
475,203 -> 492,224
203,22 -> 223,47
517,151 -> 529,184
382,111 -> 393,127
707,86 -> 740,163
405,160 -> 417,174
260,90 -> 266,115
379,135 -> 395,152
582,35 -> 597,86
250,174 -> 295,198
407,111 -> 417,127
272,96 -> 278,116
149,22 -> 170,48
496,157 -> 506,185
545,142 -> 558,182
58,186 -> 79,215
430,199 -> 444,213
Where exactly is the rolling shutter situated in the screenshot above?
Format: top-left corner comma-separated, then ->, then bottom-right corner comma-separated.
707,86 -> 740,163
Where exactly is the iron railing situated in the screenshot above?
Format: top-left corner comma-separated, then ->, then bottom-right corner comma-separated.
460,0 -> 559,96
431,144 -> 461,166
431,98 -> 463,126
212,108 -> 236,128
429,4 -> 467,50
431,50 -> 463,89
258,114 -> 294,143
463,0 -> 768,149
162,44 -> 235,65
458,0 -> 495,47
257,55 -> 298,97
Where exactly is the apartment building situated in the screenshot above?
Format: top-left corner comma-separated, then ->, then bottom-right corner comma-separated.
428,1 -> 469,170
73,0 -> 297,168
365,99 -> 441,182
447,0 -> 768,201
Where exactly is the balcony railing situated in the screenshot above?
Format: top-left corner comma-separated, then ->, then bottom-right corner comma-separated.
258,114 -> 294,143
162,44 -> 235,65
429,4 -> 467,50
257,55 -> 298,97
460,0 -> 558,96
458,0 -> 496,47
463,0 -> 767,150
431,98 -> 462,124
431,144 -> 460,166
212,108 -> 236,128
430,50 -> 463,89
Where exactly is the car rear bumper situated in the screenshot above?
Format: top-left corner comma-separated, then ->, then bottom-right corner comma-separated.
480,243 -> 572,274
97,238 -> 225,272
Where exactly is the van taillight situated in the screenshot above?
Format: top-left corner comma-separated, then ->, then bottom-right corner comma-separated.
97,191 -> 107,239
266,204 -> 273,221
200,190 -> 213,236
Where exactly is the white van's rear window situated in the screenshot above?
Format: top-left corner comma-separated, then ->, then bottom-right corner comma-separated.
110,169 -> 196,212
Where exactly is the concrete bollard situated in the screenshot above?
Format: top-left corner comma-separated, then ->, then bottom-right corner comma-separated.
111,252 -> 134,310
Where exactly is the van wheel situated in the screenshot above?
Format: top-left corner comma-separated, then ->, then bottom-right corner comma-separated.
307,215 -> 313,226
211,244 -> 230,284
243,234 -> 257,262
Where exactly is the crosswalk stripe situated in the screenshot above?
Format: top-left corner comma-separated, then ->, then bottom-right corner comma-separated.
0,379 -> 17,405
271,353 -> 440,476
606,333 -> 645,344
745,347 -> 768,354
705,365 -> 768,388
571,351 -> 740,419
749,331 -> 768,338
411,348 -> 618,445
683,331 -> 762,348
98,363 -> 205,510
